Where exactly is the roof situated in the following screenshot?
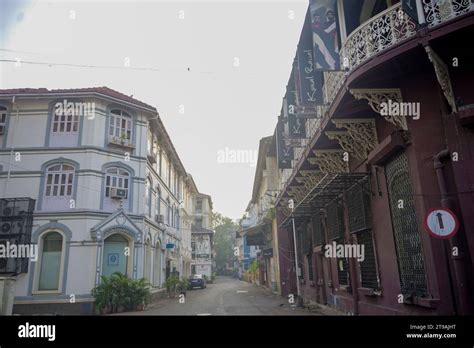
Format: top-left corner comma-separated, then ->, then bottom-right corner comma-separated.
0,87 -> 156,111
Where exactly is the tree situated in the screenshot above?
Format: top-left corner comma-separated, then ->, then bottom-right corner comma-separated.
211,212 -> 237,275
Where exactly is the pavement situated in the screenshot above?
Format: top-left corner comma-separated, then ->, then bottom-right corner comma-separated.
120,276 -> 320,316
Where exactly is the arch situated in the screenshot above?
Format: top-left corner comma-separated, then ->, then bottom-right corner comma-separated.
45,98 -> 86,147
102,231 -> 132,278
29,222 -> 72,296
37,159 -> 80,211
104,103 -> 137,149
101,162 -> 135,212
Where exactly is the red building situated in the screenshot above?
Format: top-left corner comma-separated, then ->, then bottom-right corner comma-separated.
274,0 -> 474,315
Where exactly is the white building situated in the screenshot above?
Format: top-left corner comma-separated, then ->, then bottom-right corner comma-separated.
0,87 -> 211,314
191,193 -> 214,279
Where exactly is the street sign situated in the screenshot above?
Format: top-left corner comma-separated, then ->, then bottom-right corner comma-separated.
166,243 -> 175,249
424,208 -> 459,239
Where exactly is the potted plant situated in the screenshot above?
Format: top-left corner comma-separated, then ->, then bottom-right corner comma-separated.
119,132 -> 128,145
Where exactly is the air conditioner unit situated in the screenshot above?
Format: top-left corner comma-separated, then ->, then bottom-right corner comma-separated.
155,214 -> 165,223
1,221 -> 23,235
110,188 -> 127,199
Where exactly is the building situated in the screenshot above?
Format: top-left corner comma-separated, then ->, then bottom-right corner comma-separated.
239,136 -> 281,294
191,193 -> 214,279
270,0 -> 474,315
0,87 -> 212,314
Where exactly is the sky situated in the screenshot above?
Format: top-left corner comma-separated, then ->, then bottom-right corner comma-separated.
0,0 -> 308,219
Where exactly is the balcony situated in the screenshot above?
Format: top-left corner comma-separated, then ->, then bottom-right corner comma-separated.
340,1 -> 474,73
340,3 -> 417,72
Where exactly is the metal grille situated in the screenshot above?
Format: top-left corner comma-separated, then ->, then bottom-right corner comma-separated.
0,198 -> 35,274
347,181 -> 371,232
336,237 -> 349,286
357,229 -> 378,289
312,213 -> 324,246
327,200 -> 345,241
385,152 -> 427,297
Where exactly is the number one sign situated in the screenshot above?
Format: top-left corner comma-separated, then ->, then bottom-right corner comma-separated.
424,208 -> 459,239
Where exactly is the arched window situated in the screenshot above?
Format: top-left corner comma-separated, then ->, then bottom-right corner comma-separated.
156,187 -> 161,218
104,167 -> 131,211
43,163 -> 75,211
109,109 -> 132,145
145,178 -> 152,217
49,101 -> 80,147
38,232 -> 64,291
102,233 -> 130,278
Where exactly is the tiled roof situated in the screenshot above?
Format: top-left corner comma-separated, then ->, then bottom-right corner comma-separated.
0,86 -> 156,111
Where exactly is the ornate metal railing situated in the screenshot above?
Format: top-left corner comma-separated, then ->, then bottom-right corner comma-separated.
422,0 -> 473,27
324,71 -> 346,106
340,3 -> 417,72
340,1 -> 473,72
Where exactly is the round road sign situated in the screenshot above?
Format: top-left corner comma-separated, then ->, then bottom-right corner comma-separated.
424,207 -> 459,239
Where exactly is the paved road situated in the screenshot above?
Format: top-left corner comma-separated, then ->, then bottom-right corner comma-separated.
125,276 -> 319,315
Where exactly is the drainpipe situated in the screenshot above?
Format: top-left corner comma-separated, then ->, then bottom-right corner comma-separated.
433,148 -> 471,314
4,96 -> 19,198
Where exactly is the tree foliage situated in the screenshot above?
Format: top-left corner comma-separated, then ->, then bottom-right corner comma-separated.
211,211 -> 237,274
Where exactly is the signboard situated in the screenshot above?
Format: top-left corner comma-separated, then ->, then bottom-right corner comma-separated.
166,243 -> 175,249
310,0 -> 340,70
262,248 -> 273,257
424,208 -> 459,239
402,0 -> 420,24
276,118 -> 293,169
297,9 -> 324,105
196,254 -> 210,259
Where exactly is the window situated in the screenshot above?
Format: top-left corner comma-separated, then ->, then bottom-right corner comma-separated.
166,198 -> 171,225
109,109 -> 132,143
385,152 -> 427,297
326,199 -> 345,241
145,178 -> 152,217
156,187 -> 161,217
38,232 -> 63,291
52,111 -> 79,134
105,168 -> 130,198
45,164 -> 74,197
42,163 -> 75,211
0,106 -> 7,135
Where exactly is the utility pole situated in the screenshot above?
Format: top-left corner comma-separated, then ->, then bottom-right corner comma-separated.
288,199 -> 301,304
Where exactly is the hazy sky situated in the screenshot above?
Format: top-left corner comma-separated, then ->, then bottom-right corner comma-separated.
0,0 -> 307,219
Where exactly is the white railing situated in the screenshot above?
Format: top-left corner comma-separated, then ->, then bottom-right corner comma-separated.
422,0 -> 473,27
340,3 -> 417,72
340,1 -> 473,72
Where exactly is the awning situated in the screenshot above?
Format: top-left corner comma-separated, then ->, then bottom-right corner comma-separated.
240,220 -> 271,246
280,172 -> 369,227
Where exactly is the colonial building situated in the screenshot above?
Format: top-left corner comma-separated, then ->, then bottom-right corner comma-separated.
0,87 -> 212,314
240,136 -> 281,294
271,0 -> 474,315
191,193 -> 214,279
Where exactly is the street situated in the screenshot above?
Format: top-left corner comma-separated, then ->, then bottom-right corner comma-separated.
124,276 -> 319,316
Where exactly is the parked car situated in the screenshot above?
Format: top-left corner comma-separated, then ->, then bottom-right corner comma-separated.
189,274 -> 207,289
